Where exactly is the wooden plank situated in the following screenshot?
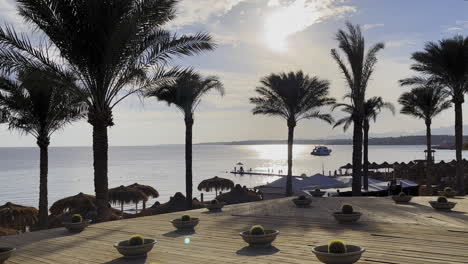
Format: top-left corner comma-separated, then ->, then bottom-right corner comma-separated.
0,197 -> 467,264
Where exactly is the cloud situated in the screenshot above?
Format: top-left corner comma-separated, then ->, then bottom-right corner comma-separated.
264,0 -> 356,50
0,0 -> 20,24
447,27 -> 463,31
445,20 -> 468,32
170,0 -> 247,27
363,23 -> 384,31
386,39 -> 416,48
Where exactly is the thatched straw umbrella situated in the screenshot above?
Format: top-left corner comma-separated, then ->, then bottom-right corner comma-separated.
369,162 -> 379,170
340,163 -> 352,175
198,176 -> 235,197
108,185 -> 148,213
126,183 -> 159,210
49,192 -> 97,216
216,184 -> 262,205
340,163 -> 352,169
0,202 -> 38,231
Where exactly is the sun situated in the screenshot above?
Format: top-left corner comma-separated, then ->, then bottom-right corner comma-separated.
264,0 -> 320,52
264,12 -> 289,52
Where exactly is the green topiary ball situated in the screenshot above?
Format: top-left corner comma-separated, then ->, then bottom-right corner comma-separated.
437,196 -> 448,203
341,204 -> 354,214
128,235 -> 144,246
71,214 -> 83,223
398,192 -> 406,197
211,199 -> 219,205
249,225 -> 265,236
444,187 -> 453,193
298,195 -> 307,200
328,240 -> 347,254
181,215 -> 191,221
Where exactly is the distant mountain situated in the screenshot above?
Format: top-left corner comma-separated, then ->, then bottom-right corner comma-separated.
198,135 -> 468,146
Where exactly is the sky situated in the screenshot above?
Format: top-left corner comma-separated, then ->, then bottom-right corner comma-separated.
0,0 -> 468,146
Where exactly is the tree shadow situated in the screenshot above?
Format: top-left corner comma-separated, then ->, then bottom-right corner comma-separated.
201,210 -> 224,215
236,246 -> 280,256
101,256 -> 147,264
407,201 -> 468,224
162,230 -> 196,238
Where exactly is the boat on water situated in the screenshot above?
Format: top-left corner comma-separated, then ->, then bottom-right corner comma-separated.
311,146 -> 332,156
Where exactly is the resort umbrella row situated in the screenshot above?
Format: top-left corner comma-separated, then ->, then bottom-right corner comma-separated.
49,183 -> 159,216
340,162 -> 395,170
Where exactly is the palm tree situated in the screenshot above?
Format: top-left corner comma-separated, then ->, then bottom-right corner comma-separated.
0,0 -> 215,218
334,97 -> 394,190
249,71 -> 335,196
331,22 -> 384,195
400,36 -> 468,195
0,69 -> 85,227
399,83 -> 451,187
145,72 -> 224,209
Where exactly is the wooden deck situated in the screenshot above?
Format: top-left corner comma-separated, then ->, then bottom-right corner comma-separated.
1,196 -> 468,263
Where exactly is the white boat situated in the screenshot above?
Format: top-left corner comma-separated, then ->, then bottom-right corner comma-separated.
311,146 -> 332,156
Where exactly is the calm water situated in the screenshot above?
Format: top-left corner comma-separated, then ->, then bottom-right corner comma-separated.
0,144 -> 466,209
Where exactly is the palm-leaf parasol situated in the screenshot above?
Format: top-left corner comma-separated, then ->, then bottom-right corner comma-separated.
369,162 -> 379,170
340,163 -> 353,169
198,176 -> 235,196
0,202 -> 38,231
379,161 -> 391,169
109,185 -> 148,212
49,192 -> 97,216
127,183 -> 159,209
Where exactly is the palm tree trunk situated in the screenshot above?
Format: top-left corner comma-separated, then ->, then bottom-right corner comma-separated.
286,119 -> 296,196
92,122 -> 109,220
454,101 -> 465,195
37,135 -> 50,228
185,115 -> 194,209
425,120 -> 433,188
352,116 -> 363,196
363,121 -> 369,191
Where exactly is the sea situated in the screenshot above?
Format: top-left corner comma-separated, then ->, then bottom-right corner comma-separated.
0,144 -> 466,210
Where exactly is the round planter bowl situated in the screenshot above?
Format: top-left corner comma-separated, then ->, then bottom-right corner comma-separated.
171,218 -> 199,230
333,212 -> 362,224
63,219 -> 91,232
114,239 -> 156,258
312,245 -> 365,264
0,248 -> 15,264
392,195 -> 412,203
293,198 -> 312,207
429,201 -> 456,211
206,202 -> 225,212
310,191 -> 326,197
240,230 -> 279,248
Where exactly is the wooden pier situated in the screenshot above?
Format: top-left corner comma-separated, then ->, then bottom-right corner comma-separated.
230,171 -> 286,177
1,196 -> 467,263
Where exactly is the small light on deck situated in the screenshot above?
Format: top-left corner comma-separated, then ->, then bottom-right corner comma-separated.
184,237 -> 191,244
